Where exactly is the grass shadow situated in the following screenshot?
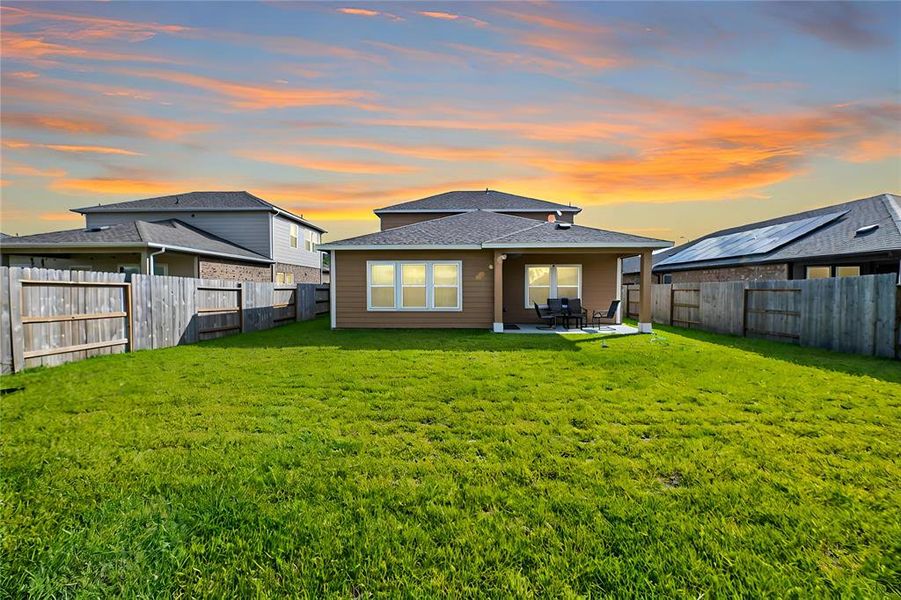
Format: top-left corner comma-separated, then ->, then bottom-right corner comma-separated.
204,317 -> 587,353
651,323 -> 901,384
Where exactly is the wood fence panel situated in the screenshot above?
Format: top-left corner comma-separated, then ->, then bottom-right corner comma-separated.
315,285 -> 330,315
651,284 -> 671,324
700,281 -> 745,335
0,267 -> 11,375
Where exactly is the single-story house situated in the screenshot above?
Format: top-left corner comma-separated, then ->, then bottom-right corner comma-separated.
1,191 -> 326,283
622,193 -> 900,284
318,190 -> 671,332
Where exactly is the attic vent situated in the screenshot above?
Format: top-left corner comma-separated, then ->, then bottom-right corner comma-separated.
855,224 -> 879,236
556,222 -> 572,230
86,226 -> 110,232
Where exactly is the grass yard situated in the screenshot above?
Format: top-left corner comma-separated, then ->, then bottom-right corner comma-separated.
2,318 -> 899,598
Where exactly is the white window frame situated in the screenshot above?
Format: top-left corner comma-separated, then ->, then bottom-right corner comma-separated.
304,230 -> 315,252
367,260 -> 462,312
290,223 -> 299,249
524,264 -> 582,308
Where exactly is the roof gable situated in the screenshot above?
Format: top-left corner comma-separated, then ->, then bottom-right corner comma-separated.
71,191 -> 326,232
374,190 -> 581,214
319,210 -> 670,250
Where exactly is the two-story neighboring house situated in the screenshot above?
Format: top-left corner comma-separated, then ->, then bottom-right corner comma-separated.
319,189 -> 671,332
0,191 -> 325,283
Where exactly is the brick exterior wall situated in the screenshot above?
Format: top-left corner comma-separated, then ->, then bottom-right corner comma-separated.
198,258 -> 272,282
662,263 -> 789,283
274,262 -> 321,284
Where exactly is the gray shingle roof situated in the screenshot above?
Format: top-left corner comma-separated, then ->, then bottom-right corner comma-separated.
653,193 -> 901,272
319,210 -> 670,250
0,219 -> 272,263
374,189 -> 581,214
72,191 -> 326,232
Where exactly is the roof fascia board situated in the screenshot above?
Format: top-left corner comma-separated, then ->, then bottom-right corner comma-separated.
482,241 -> 672,249
146,243 -> 273,263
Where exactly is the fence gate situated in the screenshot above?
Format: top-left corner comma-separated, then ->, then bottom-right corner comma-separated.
6,270 -> 131,373
626,286 -> 639,319
742,287 -> 801,342
670,287 -> 700,328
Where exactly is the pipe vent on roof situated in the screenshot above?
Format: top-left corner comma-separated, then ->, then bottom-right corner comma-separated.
86,226 -> 110,232
855,224 -> 879,236
556,222 -> 572,230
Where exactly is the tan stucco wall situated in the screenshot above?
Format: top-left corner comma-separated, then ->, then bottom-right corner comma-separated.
333,250 -> 494,328
501,253 -> 619,323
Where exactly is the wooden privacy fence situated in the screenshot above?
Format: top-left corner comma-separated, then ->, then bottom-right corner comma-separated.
1,267 -> 330,373
621,273 -> 899,359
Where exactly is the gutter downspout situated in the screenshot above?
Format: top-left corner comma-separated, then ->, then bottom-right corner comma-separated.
148,246 -> 166,275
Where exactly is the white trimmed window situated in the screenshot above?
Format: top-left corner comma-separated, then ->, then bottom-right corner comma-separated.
525,264 -> 582,307
304,230 -> 315,252
289,224 -> 299,248
367,260 -> 462,311
285,272 -> 295,285
276,271 -> 286,284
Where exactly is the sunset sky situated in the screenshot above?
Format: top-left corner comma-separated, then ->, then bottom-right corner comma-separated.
1,1 -> 899,243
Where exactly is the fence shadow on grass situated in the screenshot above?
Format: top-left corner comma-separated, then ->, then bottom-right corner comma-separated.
653,324 -> 901,385
203,317 -> 586,354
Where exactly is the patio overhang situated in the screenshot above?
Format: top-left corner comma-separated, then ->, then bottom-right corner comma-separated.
491,246 -> 658,334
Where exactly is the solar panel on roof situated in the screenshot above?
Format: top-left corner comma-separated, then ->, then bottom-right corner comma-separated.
657,211 -> 848,267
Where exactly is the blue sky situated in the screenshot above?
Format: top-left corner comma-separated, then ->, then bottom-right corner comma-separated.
1,1 -> 898,241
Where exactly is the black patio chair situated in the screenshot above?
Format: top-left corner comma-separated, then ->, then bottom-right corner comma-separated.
533,302 -> 557,330
566,298 -> 588,329
589,300 -> 621,331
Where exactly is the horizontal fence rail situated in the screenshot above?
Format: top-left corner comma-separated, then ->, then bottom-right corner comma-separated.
1,267 -> 330,373
622,273 -> 899,359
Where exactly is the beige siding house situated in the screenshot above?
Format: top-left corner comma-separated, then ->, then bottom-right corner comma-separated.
320,190 -> 671,333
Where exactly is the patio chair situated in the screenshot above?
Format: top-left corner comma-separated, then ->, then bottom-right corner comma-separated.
566,298 -> 588,329
533,302 -> 557,330
589,300 -> 621,331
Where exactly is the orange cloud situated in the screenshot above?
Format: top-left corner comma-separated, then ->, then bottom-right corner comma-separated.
114,68 -> 377,110
4,137 -> 143,155
50,177 -> 189,196
2,162 -> 67,178
242,151 -> 418,174
2,111 -> 212,140
299,137 -> 513,161
0,31 -> 174,66
8,71 -> 40,79
337,7 -> 403,20
357,116 -> 639,141
418,11 -> 488,27
1,5 -> 192,41
492,7 -> 609,35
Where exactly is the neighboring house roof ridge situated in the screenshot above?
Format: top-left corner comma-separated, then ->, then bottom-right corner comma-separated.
71,190 -> 326,233
374,189 -> 582,214
0,218 -> 273,263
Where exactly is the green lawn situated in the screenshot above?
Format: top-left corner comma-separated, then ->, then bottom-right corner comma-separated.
2,319 -> 899,598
